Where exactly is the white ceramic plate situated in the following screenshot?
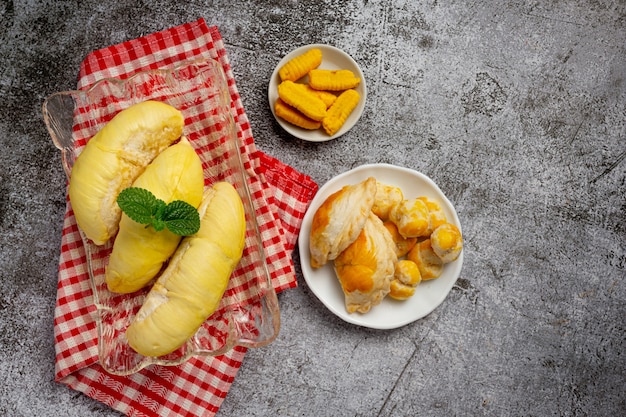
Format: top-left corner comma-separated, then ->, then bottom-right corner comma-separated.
268,44 -> 367,142
298,164 -> 464,329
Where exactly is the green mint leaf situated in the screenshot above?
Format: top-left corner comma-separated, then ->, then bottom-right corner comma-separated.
117,187 -> 200,236
117,187 -> 160,225
162,200 -> 201,236
152,200 -> 167,231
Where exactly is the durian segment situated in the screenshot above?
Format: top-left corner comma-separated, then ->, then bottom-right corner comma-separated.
105,137 -> 204,294
68,100 -> 184,245
126,182 -> 246,357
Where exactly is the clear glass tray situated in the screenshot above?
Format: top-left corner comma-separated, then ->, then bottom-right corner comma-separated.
43,59 -> 280,375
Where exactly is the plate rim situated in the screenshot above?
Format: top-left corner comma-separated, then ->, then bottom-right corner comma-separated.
268,43 -> 367,142
298,163 -> 464,330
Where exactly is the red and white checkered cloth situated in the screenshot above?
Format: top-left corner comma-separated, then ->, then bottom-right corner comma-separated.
53,18 -> 318,416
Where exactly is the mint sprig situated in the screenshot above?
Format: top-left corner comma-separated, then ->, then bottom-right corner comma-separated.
117,187 -> 200,236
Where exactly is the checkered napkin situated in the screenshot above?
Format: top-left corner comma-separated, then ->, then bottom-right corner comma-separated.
52,18 -> 318,416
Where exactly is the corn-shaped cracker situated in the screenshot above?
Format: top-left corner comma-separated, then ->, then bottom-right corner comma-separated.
288,82 -> 337,108
278,48 -> 323,82
278,80 -> 327,121
309,69 -> 361,91
304,85 -> 337,108
275,99 -> 322,130
322,89 -> 361,136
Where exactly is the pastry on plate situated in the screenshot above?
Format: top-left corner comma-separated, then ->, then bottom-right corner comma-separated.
407,238 -> 443,280
430,223 -> 463,263
333,212 -> 397,313
383,221 -> 417,258
417,196 -> 448,235
309,177 -> 377,268
389,198 -> 431,239
371,181 -> 403,220
388,259 -> 422,300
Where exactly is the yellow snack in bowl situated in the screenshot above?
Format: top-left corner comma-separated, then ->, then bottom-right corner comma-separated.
301,84 -> 337,108
274,99 -> 322,130
309,69 -> 361,91
286,82 -> 338,109
278,80 -> 327,121
322,89 -> 360,136
278,48 -> 322,82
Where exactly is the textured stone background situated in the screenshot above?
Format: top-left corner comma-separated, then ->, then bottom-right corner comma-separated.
1,1 -> 624,416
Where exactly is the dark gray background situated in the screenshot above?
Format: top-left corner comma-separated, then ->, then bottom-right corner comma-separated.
1,1 -> 624,416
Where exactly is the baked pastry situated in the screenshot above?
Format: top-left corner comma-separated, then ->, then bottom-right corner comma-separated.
333,212 -> 396,313
383,221 -> 417,258
309,177 -> 377,268
388,260 -> 422,300
418,196 -> 447,235
372,181 -> 404,220
407,238 -> 443,280
389,198 -> 431,238
431,223 -> 463,263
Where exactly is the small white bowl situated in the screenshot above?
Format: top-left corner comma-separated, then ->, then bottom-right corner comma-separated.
268,44 -> 367,142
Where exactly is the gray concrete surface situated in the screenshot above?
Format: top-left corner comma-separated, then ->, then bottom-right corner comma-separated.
1,1 -> 625,416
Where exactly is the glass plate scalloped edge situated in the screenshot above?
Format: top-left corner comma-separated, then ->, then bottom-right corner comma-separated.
43,58 -> 280,375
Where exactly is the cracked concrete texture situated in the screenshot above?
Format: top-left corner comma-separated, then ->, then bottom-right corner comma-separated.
1,1 -> 625,416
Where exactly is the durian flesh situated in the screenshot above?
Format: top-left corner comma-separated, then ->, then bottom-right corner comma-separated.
68,100 -> 184,245
126,182 -> 246,357
105,137 -> 204,294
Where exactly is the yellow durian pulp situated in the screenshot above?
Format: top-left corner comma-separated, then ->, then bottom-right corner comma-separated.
126,182 -> 246,357
105,137 -> 204,294
69,100 -> 184,245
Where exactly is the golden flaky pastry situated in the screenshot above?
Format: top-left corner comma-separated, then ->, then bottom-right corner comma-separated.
388,259 -> 422,300
333,213 -> 397,313
383,221 -> 417,258
309,177 -> 377,268
389,198 -> 431,239
407,238 -> 443,280
417,196 -> 448,236
372,181 -> 404,220
431,223 -> 463,263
